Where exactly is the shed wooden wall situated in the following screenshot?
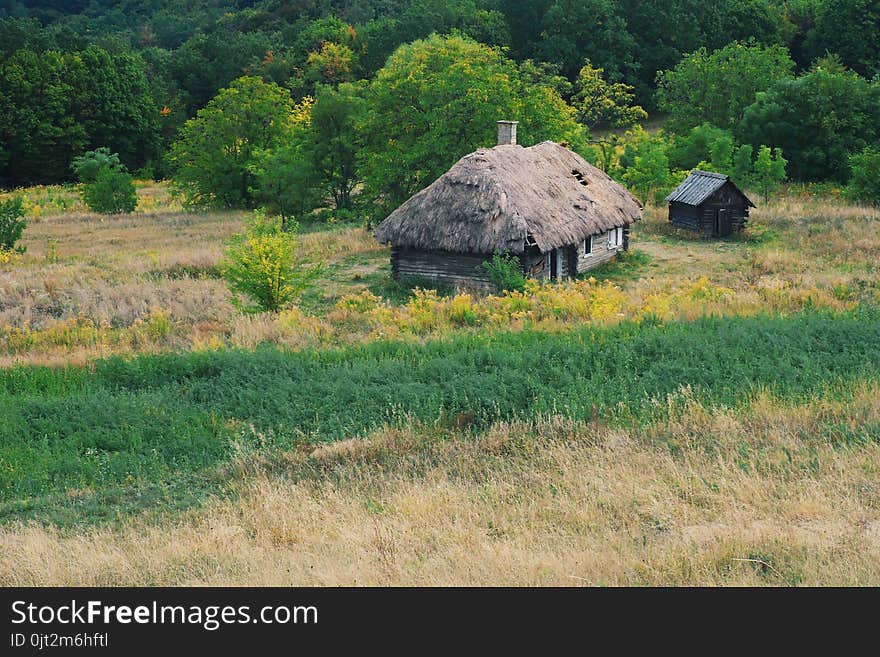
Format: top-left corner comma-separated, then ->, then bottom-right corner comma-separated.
699,182 -> 749,234
669,182 -> 750,235
668,201 -> 701,232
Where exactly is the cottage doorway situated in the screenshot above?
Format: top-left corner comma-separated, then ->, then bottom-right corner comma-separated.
548,249 -> 560,281
715,208 -> 732,237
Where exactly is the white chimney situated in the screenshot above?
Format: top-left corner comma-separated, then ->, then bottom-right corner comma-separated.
497,120 -> 518,146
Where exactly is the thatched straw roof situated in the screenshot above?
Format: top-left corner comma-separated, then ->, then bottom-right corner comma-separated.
374,141 -> 642,254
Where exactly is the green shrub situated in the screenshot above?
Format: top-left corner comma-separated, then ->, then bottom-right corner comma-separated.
82,166 -> 138,214
482,253 -> 526,292
221,210 -> 322,313
71,147 -> 123,183
846,148 -> 880,205
0,196 -> 27,253
618,131 -> 685,205
753,146 -> 787,202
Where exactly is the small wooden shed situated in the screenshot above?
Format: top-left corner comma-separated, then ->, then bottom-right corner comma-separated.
666,170 -> 755,237
373,121 -> 643,289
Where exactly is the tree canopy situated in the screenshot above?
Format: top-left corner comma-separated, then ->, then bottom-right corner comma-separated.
738,66 -> 880,181
2,0 -> 879,191
357,34 -> 586,224
656,40 -> 795,134
167,76 -> 294,208
0,44 -> 158,185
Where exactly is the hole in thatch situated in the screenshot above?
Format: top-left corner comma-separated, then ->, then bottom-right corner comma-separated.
571,169 -> 582,178
571,169 -> 588,185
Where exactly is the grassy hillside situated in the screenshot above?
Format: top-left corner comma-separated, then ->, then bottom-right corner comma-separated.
0,183 -> 878,584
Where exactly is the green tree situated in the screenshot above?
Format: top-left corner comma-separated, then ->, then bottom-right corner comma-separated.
666,123 -> 779,193
304,42 -> 356,85
536,0 -> 637,82
845,148 -> 880,205
358,18 -> 406,76
572,59 -> 647,171
0,17 -> 57,59
221,210 -> 322,313
282,17 -> 362,98
358,1 -> 512,78
656,41 -> 795,133
168,76 -> 294,208
288,16 -> 360,64
66,46 -> 160,173
0,196 -> 27,254
708,131 -> 734,173
169,30 -> 274,114
618,129 -> 679,205
71,146 -> 123,183
804,0 -> 880,78
0,49 -> 85,184
732,144 -> 755,187
739,66 -> 880,181
72,146 -> 138,214
358,34 -> 586,226
397,0 -> 512,49
251,82 -> 366,222
0,45 -> 160,185
497,0 -> 553,59
482,253 -> 526,292
249,95 -> 321,226
309,82 -> 366,212
701,0 -> 795,48
668,123 -> 737,171
752,146 -> 787,201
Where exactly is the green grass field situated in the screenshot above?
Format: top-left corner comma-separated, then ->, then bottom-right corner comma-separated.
3,309 -> 879,524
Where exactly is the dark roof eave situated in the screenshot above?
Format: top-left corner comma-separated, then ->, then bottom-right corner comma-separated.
380,214 -> 640,254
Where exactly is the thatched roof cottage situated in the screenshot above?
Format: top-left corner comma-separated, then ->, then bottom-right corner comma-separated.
374,121 -> 643,289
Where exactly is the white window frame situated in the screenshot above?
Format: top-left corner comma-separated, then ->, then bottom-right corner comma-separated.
608,226 -> 624,249
583,236 -> 594,257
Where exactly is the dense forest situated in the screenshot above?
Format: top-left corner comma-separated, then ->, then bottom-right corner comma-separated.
1,0 -> 878,208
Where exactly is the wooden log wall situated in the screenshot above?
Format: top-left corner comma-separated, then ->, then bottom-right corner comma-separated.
391,228 -> 630,290
575,229 -> 623,275
671,182 -> 750,236
392,248 -> 494,288
669,201 -> 702,232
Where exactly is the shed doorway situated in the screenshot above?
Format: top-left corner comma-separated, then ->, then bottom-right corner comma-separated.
715,208 -> 732,237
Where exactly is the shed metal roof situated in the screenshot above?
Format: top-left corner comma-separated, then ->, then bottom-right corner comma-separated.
665,170 -> 755,207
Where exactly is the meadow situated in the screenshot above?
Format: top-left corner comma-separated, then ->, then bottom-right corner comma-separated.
0,182 -> 879,585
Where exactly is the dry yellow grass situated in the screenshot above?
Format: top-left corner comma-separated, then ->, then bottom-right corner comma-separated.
0,199 -> 385,366
2,388 -> 878,586
2,183 -> 878,366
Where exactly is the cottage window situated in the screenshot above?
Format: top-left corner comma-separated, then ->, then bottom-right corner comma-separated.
608,226 -> 624,248
583,236 -> 593,257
